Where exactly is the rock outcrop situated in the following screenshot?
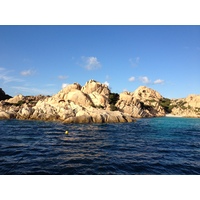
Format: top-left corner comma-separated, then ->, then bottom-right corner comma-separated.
29,80 -> 134,123
0,80 -> 135,123
1,80 -> 200,122
116,86 -> 166,117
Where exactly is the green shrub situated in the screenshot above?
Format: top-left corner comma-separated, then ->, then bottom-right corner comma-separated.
108,93 -> 119,111
15,100 -> 25,106
177,100 -> 187,107
146,99 -> 157,103
108,93 -> 119,105
110,104 -> 118,111
159,98 -> 172,113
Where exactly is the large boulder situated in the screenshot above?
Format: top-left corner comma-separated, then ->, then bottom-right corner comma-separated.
6,94 -> 24,104
66,90 -> 93,107
133,86 -> 163,101
81,80 -> 110,96
57,83 -> 82,98
88,92 -> 109,108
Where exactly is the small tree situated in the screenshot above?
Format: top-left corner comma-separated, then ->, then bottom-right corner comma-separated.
108,93 -> 119,111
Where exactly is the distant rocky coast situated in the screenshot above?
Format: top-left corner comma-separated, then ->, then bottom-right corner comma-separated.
0,80 -> 200,123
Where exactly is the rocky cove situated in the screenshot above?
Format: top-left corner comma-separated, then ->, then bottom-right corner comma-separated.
0,80 -> 200,123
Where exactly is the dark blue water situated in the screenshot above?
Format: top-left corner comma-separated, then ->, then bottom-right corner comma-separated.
0,117 -> 200,175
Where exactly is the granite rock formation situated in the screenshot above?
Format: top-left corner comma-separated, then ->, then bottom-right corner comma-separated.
1,80 -> 200,122
0,80 -> 134,123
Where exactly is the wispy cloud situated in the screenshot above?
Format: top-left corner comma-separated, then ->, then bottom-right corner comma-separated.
81,56 -> 101,70
58,75 -> 68,80
20,69 -> 35,76
0,68 -> 23,83
129,56 -> 140,67
45,83 -> 56,87
139,76 -> 151,84
154,79 -> 164,84
128,76 -> 135,82
0,67 -> 5,71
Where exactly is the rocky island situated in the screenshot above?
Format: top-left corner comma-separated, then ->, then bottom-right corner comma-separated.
0,80 -> 200,123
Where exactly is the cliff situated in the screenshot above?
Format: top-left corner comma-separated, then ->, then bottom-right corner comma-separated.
0,80 -> 200,122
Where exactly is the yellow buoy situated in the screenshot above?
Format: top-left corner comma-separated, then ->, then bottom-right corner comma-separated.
65,131 -> 69,134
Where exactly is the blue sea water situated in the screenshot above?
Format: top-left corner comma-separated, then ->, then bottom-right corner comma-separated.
0,117 -> 200,175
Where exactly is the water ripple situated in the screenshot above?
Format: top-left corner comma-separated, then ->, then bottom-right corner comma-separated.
0,118 -> 200,174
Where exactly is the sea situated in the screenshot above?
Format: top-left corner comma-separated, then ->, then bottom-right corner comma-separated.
0,117 -> 200,175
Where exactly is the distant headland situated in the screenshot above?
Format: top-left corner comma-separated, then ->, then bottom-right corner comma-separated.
0,80 -> 200,123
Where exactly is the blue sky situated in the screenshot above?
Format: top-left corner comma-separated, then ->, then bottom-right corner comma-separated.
0,25 -> 200,98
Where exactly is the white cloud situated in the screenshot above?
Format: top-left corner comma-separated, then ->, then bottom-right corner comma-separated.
103,81 -> 109,87
82,56 -> 101,70
154,79 -> 164,84
58,75 -> 68,80
129,56 -> 140,67
62,83 -> 69,89
139,76 -> 151,84
128,76 -> 135,82
20,69 -> 35,76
